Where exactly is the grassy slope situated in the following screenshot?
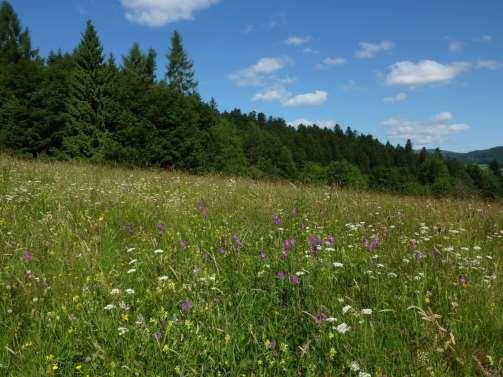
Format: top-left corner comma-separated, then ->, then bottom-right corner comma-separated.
0,155 -> 502,376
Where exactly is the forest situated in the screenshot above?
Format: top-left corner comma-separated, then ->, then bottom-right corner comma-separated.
1,1 -> 502,198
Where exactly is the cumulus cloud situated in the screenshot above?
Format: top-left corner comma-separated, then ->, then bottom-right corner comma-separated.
477,60 -> 503,70
355,41 -> 394,59
382,112 -> 470,146
386,60 -> 470,86
228,57 -> 293,86
285,36 -> 312,47
282,90 -> 328,107
382,92 -> 408,104
315,57 -> 346,70
288,118 -> 337,129
120,0 -> 220,26
253,88 -> 328,107
303,47 -> 319,55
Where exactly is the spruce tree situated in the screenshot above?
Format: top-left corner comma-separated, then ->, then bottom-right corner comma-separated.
166,31 -> 197,95
63,20 -> 109,160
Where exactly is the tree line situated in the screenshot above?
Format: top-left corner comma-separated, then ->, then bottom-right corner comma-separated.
1,1 -> 502,198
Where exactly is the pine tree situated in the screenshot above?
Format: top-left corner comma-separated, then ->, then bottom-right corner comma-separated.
62,20 -> 110,160
166,31 -> 197,95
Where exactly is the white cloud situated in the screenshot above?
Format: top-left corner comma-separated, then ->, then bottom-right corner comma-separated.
242,24 -> 254,34
120,0 -> 220,27
386,60 -> 470,86
382,92 -> 408,104
253,88 -> 328,108
282,90 -> 328,107
477,60 -> 503,70
285,36 -> 312,47
382,112 -> 470,146
315,57 -> 346,70
481,35 -> 492,43
355,41 -> 394,59
303,47 -> 319,55
228,57 -> 293,86
448,41 -> 464,52
288,118 -> 337,129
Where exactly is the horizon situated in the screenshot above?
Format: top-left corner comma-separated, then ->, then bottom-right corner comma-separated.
11,0 -> 503,153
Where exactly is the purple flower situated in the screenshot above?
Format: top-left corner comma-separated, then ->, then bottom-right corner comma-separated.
276,271 -> 286,280
291,207 -> 298,217
203,252 -> 210,262
300,220 -> 306,232
415,252 -> 424,262
289,274 -> 301,286
325,235 -> 336,246
125,223 -> 135,235
270,339 -> 277,352
180,240 -> 188,249
157,223 -> 166,233
431,247 -> 440,258
364,238 -> 380,252
280,248 -> 288,259
153,331 -> 162,342
272,214 -> 282,227
181,299 -> 193,312
23,250 -> 33,262
314,313 -> 327,325
217,247 -> 226,255
231,234 -> 242,248
458,275 -> 467,286
259,251 -> 266,262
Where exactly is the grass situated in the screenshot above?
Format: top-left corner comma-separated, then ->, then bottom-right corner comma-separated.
0,155 -> 502,376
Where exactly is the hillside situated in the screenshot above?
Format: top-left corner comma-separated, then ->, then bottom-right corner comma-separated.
1,155 -> 502,376
440,146 -> 503,165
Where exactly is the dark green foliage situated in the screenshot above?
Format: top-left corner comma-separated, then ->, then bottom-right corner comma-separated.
0,1 -> 501,199
166,31 -> 197,95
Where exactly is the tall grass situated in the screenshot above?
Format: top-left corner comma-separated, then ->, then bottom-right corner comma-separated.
1,155 -> 502,376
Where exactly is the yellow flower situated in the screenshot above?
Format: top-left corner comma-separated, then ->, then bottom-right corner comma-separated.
75,365 -> 82,371
225,334 -> 231,343
122,313 -> 129,322
52,364 -> 58,370
46,354 -> 55,361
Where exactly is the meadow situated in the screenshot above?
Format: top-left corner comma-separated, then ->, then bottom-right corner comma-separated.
0,155 -> 502,376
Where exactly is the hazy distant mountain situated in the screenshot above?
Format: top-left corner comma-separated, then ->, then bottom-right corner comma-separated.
428,147 -> 503,165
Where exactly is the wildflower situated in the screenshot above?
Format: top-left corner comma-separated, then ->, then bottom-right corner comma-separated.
333,262 -> 344,268
154,249 -> 164,254
104,304 -> 116,310
459,275 -> 467,286
181,299 -> 193,313
75,365 -> 82,371
217,247 -> 226,255
196,200 -> 208,217
125,223 -> 135,235
342,305 -> 352,314
110,289 -> 120,295
272,214 -> 282,226
410,239 -> 417,249
289,274 -> 301,286
158,275 -> 169,281
291,207 -> 298,217
364,238 -> 380,252
231,234 -> 242,248
300,219 -> 306,232
415,252 -> 424,262
117,327 -> 128,336
432,247 -> 440,257
276,271 -> 286,280
125,289 -> 135,295
127,268 -> 136,274
325,235 -> 335,246
23,250 -> 33,262
259,251 -> 266,262
157,223 -> 166,233
153,331 -> 162,342
180,240 -> 188,249
314,313 -> 327,325
336,322 -> 350,334
359,372 -> 371,377
361,308 -> 373,315
326,317 -> 337,323
350,361 -> 361,371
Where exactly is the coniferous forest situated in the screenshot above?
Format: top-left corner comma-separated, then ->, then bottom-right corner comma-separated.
1,2 -> 502,198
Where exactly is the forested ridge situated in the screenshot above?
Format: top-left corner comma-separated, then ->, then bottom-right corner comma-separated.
1,1 -> 502,198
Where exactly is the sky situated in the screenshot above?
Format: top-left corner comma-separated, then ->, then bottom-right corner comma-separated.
10,0 -> 503,152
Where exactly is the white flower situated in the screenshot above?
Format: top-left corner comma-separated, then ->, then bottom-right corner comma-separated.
336,322 -> 350,334
325,317 -> 337,323
326,247 -> 335,251
110,288 -> 120,295
359,373 -> 371,377
362,308 -> 373,315
387,272 -> 398,278
104,304 -> 116,310
127,268 -> 136,274
154,249 -> 164,254
117,327 -> 128,336
158,276 -> 169,281
342,305 -> 352,314
473,246 -> 481,251
125,289 -> 135,295
126,248 -> 136,253
350,361 -> 361,371
333,262 -> 344,268
129,259 -> 137,265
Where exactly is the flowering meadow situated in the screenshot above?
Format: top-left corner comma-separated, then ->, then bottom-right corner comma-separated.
0,155 -> 502,376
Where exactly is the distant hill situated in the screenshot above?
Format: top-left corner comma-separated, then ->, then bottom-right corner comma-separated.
428,147 -> 503,165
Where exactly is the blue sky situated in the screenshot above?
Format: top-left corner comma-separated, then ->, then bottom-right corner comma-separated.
10,0 -> 503,152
